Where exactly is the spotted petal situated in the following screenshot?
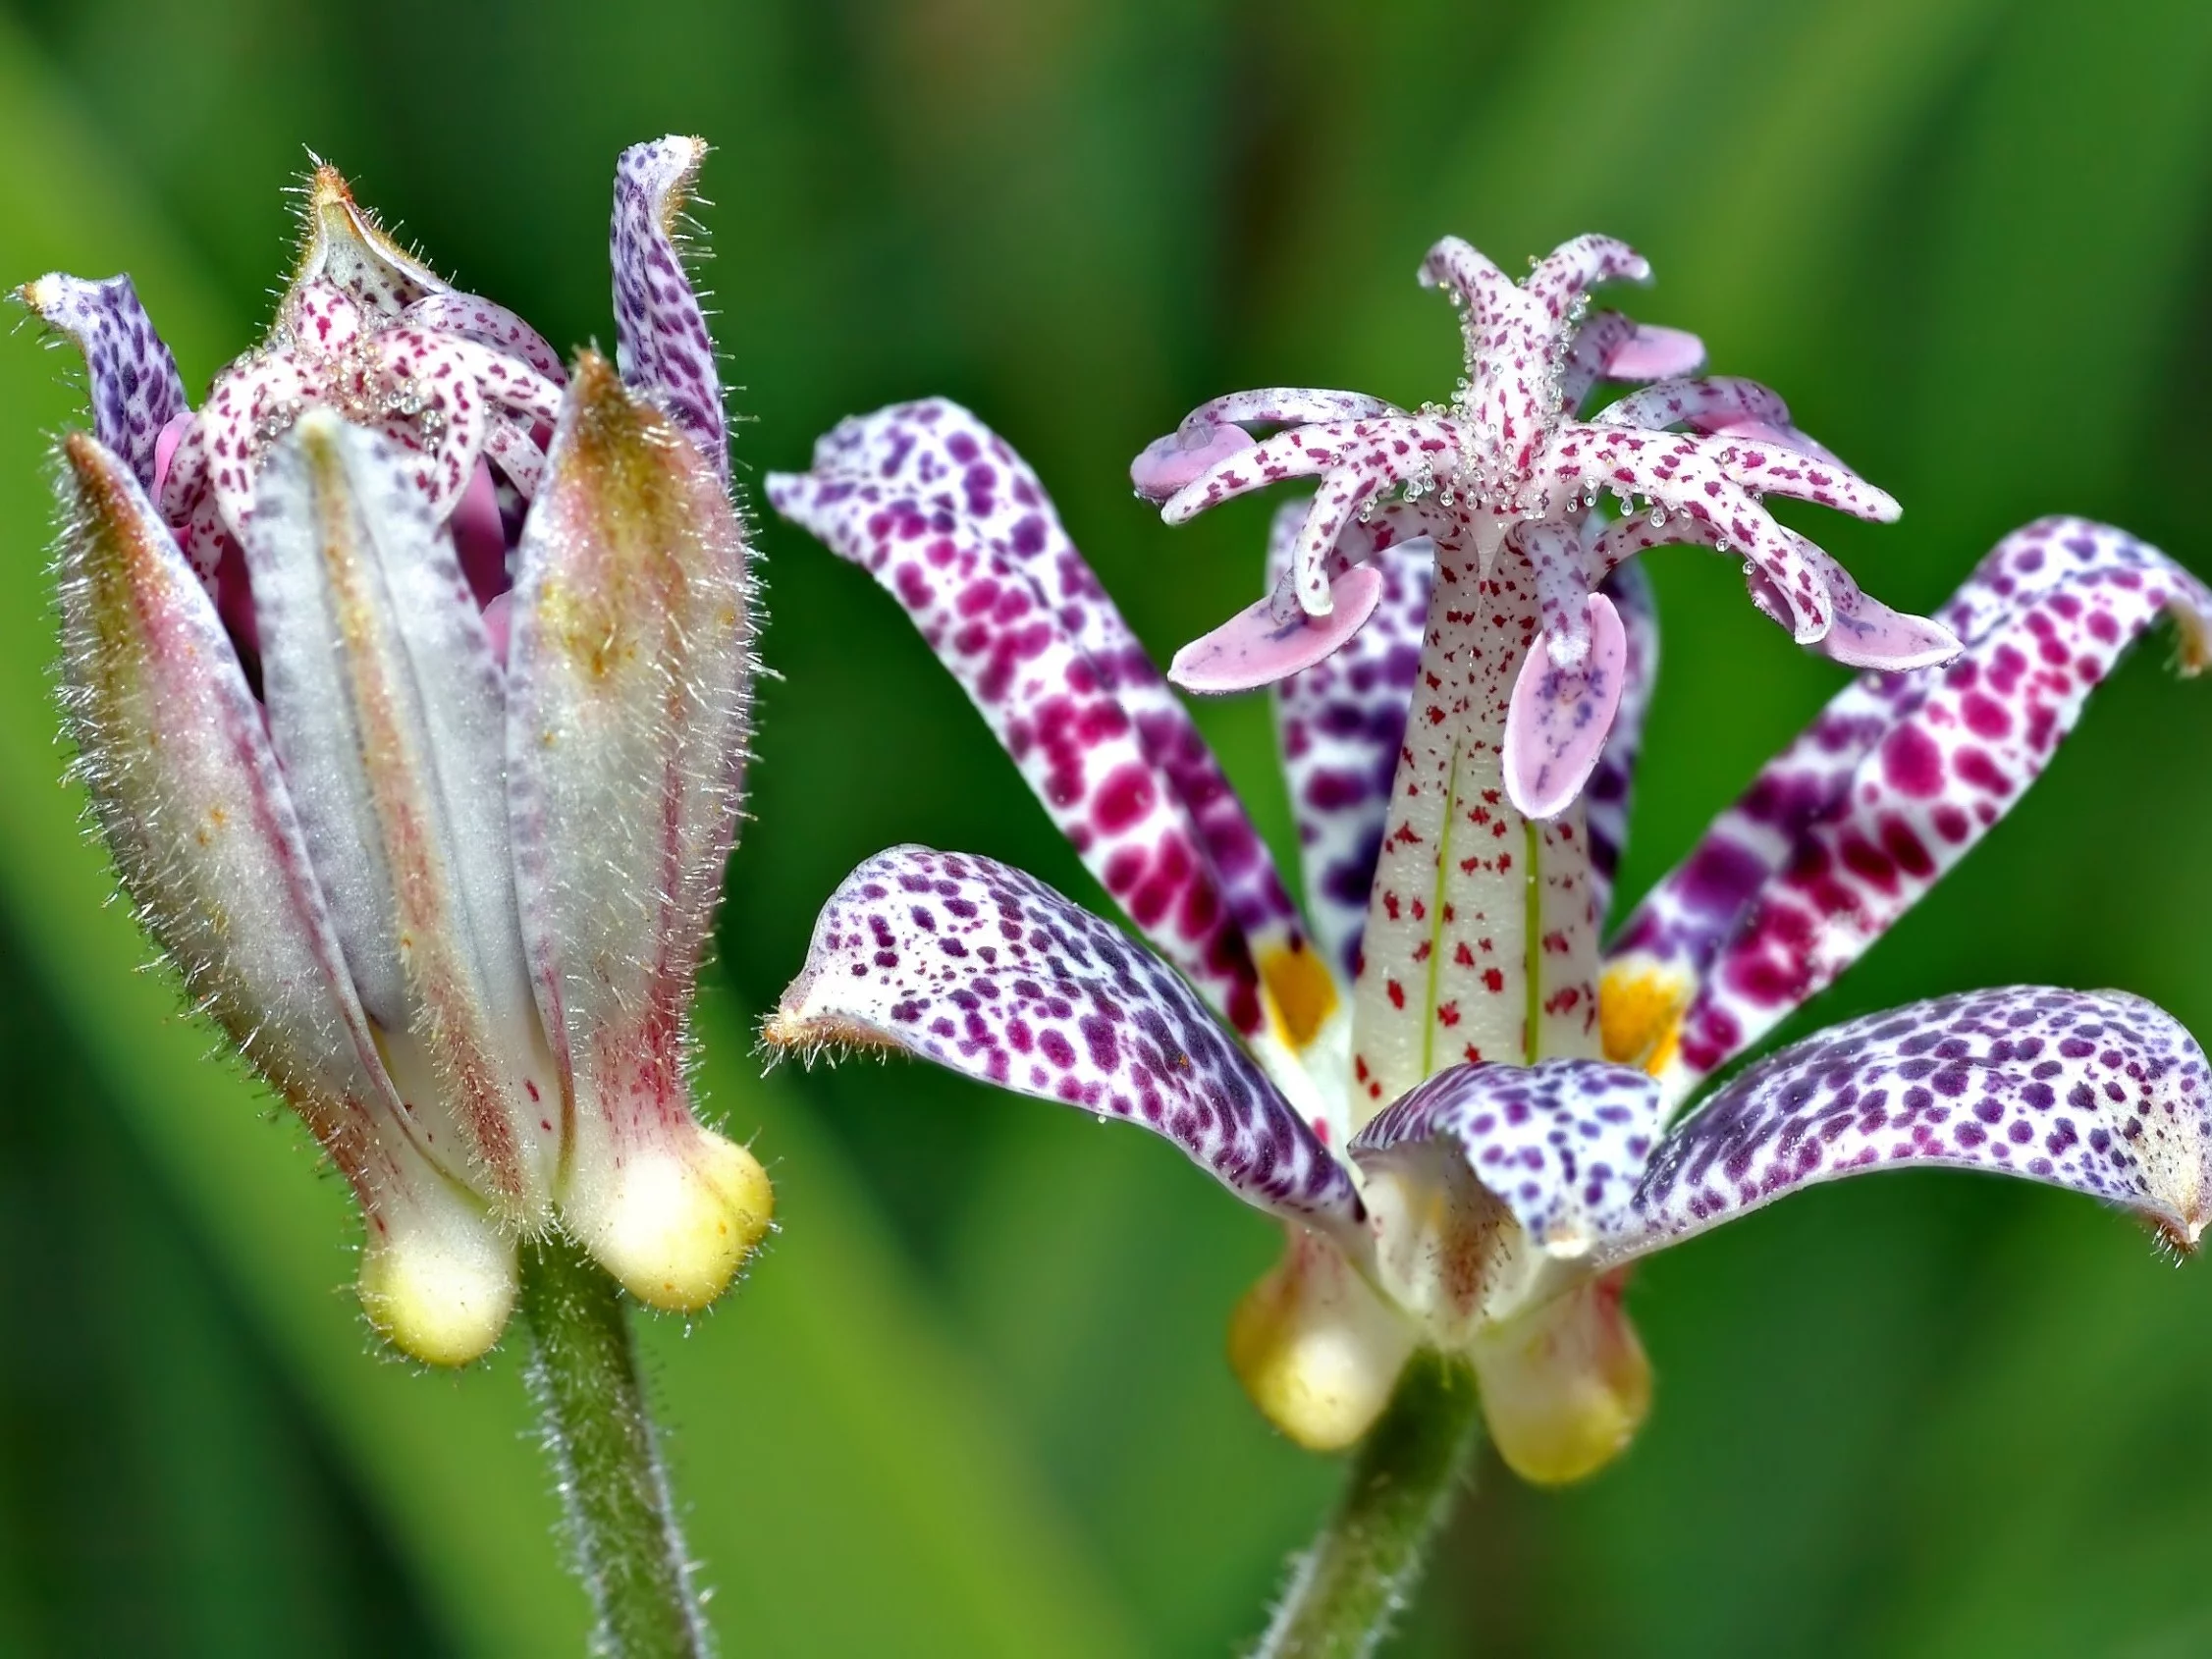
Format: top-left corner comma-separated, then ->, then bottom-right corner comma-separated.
507,353 -> 769,1308
1609,988 -> 2212,1262
768,401 -> 1324,1049
612,136 -> 728,484
20,273 -> 188,488
1351,1058 -> 1662,1257
1270,501 -> 1434,982
1586,562 -> 1657,926
767,847 -> 1364,1229
56,433 -> 512,1364
1611,518 -> 2212,1100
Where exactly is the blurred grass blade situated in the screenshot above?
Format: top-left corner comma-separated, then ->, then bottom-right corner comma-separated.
0,17 -> 1135,1656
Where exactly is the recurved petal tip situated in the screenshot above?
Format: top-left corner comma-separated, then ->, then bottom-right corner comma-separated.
564,1126 -> 774,1311
1131,421 -> 1256,505
1502,591 -> 1629,820
1167,563 -> 1383,693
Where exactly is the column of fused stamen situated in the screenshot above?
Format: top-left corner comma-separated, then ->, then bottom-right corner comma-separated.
1270,500 -> 1437,982
1348,538 -> 1543,1121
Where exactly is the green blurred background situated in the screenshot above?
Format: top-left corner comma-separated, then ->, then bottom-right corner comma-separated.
3,0 -> 2211,1653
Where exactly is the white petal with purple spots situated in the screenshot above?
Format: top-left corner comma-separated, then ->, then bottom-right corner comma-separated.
1351,1058 -> 1662,1255
1612,987 -> 2212,1262
770,847 -> 1363,1228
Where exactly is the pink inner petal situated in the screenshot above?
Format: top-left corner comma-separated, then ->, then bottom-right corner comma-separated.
451,459 -> 510,610
1605,324 -> 1705,382
1131,421 -> 1258,505
1503,590 -> 1628,820
1168,562 -> 1384,694
151,411 -> 193,501
481,591 -> 513,669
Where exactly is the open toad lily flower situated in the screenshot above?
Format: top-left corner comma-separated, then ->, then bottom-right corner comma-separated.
21,137 -> 770,1365
766,383 -> 2212,1483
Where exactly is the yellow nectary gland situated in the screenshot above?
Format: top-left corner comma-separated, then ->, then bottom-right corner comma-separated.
1228,1228 -> 1416,1453
561,1123 -> 775,1312
1466,1275 -> 1650,1484
357,1207 -> 519,1366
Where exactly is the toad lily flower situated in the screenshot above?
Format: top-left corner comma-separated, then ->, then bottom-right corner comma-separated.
22,137 -> 770,1365
763,246 -> 2212,1484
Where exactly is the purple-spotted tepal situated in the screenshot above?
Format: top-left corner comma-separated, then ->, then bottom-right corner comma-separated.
764,234 -> 2212,1483
21,137 -> 770,1365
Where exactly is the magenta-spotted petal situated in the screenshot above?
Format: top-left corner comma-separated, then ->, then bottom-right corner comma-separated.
1617,518 -> 2212,1100
768,400 -> 1316,1040
404,292 -> 567,384
20,274 -> 189,488
768,847 -> 1364,1228
1609,988 -> 2212,1262
1169,562 -> 1383,693
1130,420 -> 1257,505
1504,589 -> 1629,821
612,136 -> 727,484
1271,503 -> 1435,981
1351,1059 -> 1662,1254
1586,563 -> 1656,925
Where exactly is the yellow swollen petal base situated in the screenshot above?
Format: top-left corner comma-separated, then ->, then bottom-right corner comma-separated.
567,1127 -> 775,1312
357,1211 -> 519,1366
1229,1229 -> 1416,1453
1467,1274 -> 1650,1484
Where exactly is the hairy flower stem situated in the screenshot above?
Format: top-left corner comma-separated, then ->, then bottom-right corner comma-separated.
518,1231 -> 711,1658
1254,1353 -> 1484,1659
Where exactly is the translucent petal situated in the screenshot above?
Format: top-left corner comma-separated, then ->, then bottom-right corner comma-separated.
508,353 -> 770,1308
243,412 -> 557,1215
